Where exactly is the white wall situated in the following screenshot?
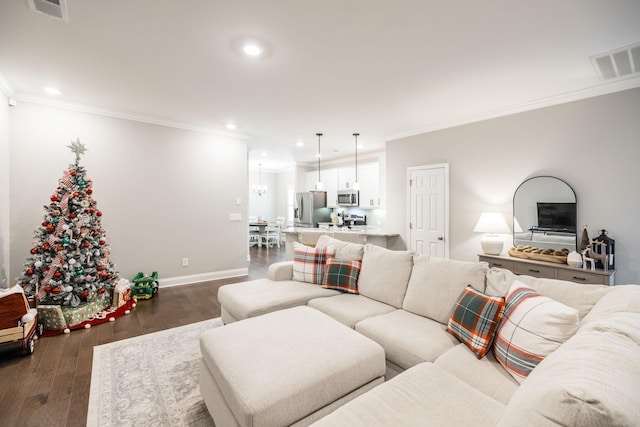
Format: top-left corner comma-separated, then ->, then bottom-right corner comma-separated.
0,91 -> 9,287
386,88 -> 640,284
10,102 -> 248,283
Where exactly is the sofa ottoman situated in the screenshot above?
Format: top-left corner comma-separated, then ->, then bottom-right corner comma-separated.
218,278 -> 340,324
199,306 -> 386,427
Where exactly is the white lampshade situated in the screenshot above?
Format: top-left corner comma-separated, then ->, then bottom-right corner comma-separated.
474,212 -> 511,255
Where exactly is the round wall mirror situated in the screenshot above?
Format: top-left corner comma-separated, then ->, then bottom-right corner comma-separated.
513,176 -> 577,251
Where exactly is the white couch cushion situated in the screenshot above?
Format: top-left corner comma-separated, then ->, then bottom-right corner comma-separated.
357,244 -> 413,308
307,294 -> 395,328
493,281 -> 579,384
316,234 -> 365,261
435,344 -> 518,405
218,279 -> 340,322
580,284 -> 640,327
485,267 -> 610,319
355,309 -> 458,370
402,255 -> 489,324
311,362 -> 505,427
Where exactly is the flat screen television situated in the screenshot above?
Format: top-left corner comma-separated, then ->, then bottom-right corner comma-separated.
536,202 -> 577,233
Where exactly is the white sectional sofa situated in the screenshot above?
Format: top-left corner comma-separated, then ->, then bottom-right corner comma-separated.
211,236 -> 640,426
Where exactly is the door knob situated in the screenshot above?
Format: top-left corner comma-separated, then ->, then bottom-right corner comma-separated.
437,236 -> 444,241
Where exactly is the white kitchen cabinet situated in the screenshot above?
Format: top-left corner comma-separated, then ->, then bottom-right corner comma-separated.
305,169 -> 338,207
358,163 -> 380,208
306,171 -> 318,191
322,169 -> 339,207
338,167 -> 356,190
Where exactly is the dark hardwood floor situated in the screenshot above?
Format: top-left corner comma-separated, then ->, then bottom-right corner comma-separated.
0,244 -> 286,427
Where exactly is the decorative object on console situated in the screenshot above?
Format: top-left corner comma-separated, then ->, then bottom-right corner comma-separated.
508,245 -> 569,264
592,229 -> 615,270
566,250 -> 582,267
513,176 -> 577,252
315,133 -> 324,190
352,132 -> 360,190
252,163 -> 267,196
579,225 -> 590,252
474,212 -> 511,255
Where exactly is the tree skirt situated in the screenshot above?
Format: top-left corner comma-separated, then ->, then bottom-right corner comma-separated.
39,299 -> 135,337
88,318 -> 222,426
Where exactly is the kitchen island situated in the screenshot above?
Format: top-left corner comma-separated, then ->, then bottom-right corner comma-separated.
282,227 -> 400,260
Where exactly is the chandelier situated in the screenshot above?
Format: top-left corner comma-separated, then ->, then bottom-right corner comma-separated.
253,164 -> 267,196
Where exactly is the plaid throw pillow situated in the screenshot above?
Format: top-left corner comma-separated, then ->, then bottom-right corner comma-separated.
321,258 -> 361,294
493,281 -> 579,383
447,285 -> 505,359
292,242 -> 335,284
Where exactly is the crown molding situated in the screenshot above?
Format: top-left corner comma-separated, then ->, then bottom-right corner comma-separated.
12,93 -> 249,140
386,78 -> 640,142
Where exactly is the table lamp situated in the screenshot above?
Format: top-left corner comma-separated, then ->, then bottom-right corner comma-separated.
474,212 -> 511,255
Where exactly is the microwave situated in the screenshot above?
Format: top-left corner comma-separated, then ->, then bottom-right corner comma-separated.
337,190 -> 359,206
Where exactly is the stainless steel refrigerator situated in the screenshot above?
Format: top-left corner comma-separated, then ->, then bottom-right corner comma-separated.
294,191 -> 331,228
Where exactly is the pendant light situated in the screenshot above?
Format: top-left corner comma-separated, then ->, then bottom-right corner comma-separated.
315,133 -> 324,190
253,164 -> 267,196
353,133 -> 360,190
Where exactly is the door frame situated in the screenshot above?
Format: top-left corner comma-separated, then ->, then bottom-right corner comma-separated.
406,163 -> 450,258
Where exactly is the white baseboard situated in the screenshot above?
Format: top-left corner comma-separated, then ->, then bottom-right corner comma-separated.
158,268 -> 248,288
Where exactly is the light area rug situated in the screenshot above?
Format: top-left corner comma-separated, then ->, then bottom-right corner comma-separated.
88,318 -> 223,426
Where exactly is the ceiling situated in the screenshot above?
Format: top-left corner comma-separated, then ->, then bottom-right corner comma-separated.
1,1 -> 640,171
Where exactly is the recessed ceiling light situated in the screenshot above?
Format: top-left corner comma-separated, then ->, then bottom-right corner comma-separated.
44,87 -> 61,96
226,123 -> 237,130
242,43 -> 263,57
296,141 -> 304,147
260,152 -> 267,157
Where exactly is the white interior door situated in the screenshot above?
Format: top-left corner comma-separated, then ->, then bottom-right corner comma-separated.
407,164 -> 449,258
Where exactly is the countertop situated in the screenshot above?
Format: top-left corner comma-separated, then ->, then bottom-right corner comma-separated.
283,226 -> 399,237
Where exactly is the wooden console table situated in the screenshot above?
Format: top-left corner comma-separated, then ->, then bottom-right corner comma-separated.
478,254 -> 615,286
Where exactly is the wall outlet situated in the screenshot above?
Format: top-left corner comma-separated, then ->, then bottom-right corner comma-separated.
182,258 -> 189,267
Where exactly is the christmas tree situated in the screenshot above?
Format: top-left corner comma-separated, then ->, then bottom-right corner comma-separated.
18,139 -> 118,307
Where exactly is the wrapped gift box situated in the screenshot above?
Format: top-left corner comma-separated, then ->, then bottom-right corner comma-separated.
38,294 -> 111,330
112,279 -> 133,308
62,294 -> 111,327
37,305 -> 67,331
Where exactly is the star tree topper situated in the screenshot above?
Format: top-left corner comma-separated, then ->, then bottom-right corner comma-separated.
67,138 -> 88,163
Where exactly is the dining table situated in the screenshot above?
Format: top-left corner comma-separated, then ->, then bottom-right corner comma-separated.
249,221 -> 269,247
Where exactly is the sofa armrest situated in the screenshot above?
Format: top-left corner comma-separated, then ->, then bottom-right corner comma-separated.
267,261 -> 294,281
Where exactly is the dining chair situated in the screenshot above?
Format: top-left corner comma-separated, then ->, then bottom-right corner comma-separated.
249,216 -> 260,247
260,221 -> 281,248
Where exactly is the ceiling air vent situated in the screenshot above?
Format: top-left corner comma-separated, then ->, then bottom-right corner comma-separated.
590,42 -> 640,81
27,0 -> 69,22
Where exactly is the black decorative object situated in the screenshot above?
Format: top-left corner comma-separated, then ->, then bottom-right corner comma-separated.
592,229 -> 615,270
